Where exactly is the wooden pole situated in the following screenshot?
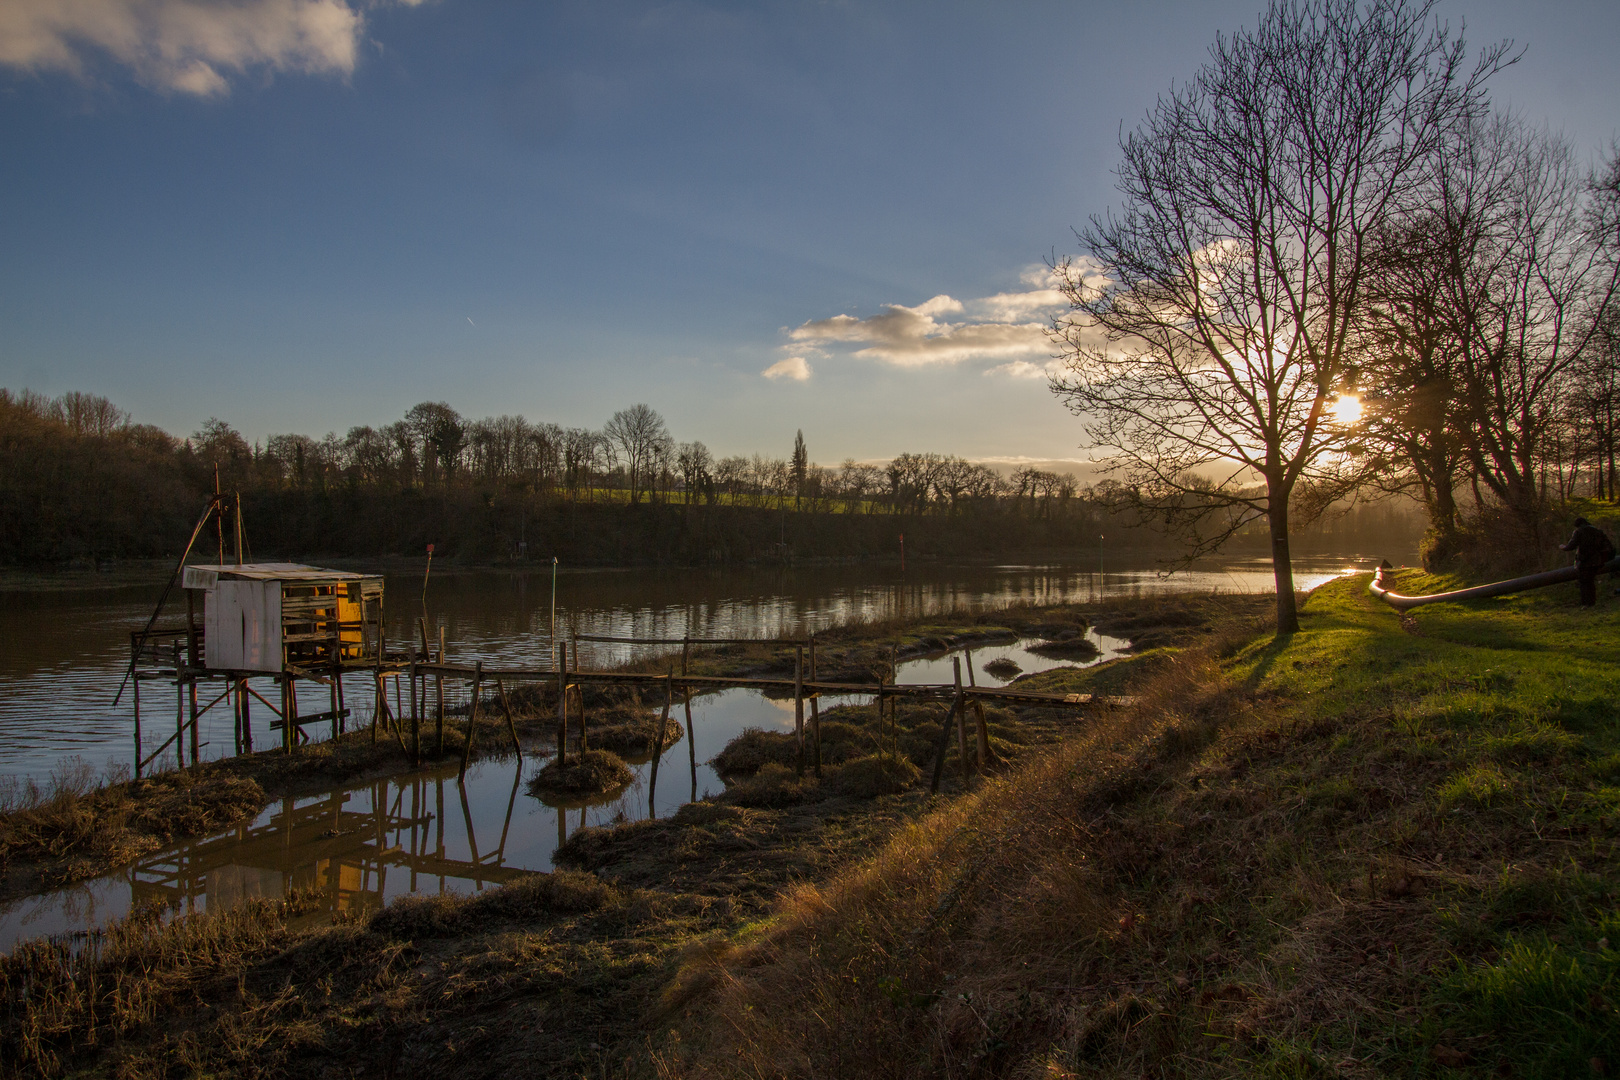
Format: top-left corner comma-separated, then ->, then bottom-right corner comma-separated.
410,662 -> 421,764
496,677 -> 523,759
928,692 -> 964,795
176,673 -> 186,770
329,662 -> 340,744
232,676 -> 242,755
282,674 -> 294,753
133,672 -> 143,777
794,646 -> 805,777
334,670 -> 345,737
240,679 -> 252,753
647,673 -> 672,816
555,639 -> 567,767
286,674 -> 300,751
809,634 -> 821,778
953,656 -> 969,780
965,648 -> 994,769
460,661 -> 483,778
189,676 -> 201,766
436,667 -> 446,757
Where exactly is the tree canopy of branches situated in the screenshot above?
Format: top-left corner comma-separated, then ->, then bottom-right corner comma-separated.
1051,0 -> 1507,633
603,404 -> 672,504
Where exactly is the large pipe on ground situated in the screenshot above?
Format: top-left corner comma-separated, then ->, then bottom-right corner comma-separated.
1369,558 -> 1620,611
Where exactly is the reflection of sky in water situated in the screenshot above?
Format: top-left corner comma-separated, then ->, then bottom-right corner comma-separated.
0,627 -> 1152,952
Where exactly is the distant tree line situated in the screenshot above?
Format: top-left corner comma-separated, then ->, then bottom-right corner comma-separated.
0,390 -> 1132,564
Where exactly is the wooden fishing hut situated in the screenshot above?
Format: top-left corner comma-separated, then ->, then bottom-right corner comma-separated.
129,562 -> 407,774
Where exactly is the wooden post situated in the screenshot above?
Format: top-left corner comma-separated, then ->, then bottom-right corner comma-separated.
189,676 -> 201,766
286,674 -> 300,751
965,648 -> 994,769
240,679 -> 252,753
133,673 -> 143,778
682,640 -> 696,793
334,670 -> 345,736
794,646 -> 805,777
410,662 -> 421,764
185,589 -> 199,669
555,639 -> 567,767
329,663 -> 341,744
460,661 -> 483,779
809,634 -> 822,778
647,673 -> 672,817
176,675 -> 186,770
436,667 -> 446,756
496,677 -> 522,759
419,617 -> 431,661
953,657 -> 969,780
232,675 -> 242,755
282,674 -> 294,753
929,692 -> 964,795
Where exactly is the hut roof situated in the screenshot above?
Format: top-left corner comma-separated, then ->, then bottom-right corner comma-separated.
181,563 -> 373,590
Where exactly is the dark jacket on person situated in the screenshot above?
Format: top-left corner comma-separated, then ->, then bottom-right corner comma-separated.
1562,523 -> 1617,568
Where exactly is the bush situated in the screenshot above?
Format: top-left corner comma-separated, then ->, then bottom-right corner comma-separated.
711,729 -> 798,776
717,763 -> 822,808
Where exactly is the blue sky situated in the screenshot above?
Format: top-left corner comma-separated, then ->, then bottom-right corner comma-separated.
2,0 -> 1617,469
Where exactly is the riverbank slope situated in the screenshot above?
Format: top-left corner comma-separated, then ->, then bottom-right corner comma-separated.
659,571 -> 1620,1078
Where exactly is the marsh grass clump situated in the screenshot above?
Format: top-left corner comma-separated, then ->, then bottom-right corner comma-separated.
589,708 -> 684,757
828,753 -> 919,798
527,748 -> 634,797
982,657 -> 1022,680
710,728 -> 798,776
717,763 -> 823,808
1026,635 -> 1102,661
370,870 -> 621,939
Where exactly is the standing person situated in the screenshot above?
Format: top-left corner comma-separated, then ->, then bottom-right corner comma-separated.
1560,517 -> 1616,607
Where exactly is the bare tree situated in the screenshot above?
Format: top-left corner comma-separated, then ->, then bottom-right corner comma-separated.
1051,0 -> 1507,633
603,404 -> 671,504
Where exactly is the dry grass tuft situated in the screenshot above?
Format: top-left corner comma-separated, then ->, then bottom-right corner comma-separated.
528,748 -> 634,797
827,753 -> 920,798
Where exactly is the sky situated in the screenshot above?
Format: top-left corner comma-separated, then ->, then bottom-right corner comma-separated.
2,0 -> 1617,472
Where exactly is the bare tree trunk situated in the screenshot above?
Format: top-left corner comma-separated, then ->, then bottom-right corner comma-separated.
1268,478 -> 1299,634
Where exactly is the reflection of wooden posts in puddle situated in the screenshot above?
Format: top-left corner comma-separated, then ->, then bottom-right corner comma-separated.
130,755 -> 531,920
647,673 -> 672,817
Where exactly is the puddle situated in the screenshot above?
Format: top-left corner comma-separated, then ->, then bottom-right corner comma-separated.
0,633 -> 1128,952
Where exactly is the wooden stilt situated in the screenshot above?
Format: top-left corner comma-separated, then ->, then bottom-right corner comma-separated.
964,648 -> 995,769
188,677 -> 201,766
410,663 -> 421,764
794,646 -> 805,777
555,639 -> 567,767
436,669 -> 446,757
329,664 -> 341,744
133,673 -> 143,778
460,661 -> 483,779
809,634 -> 822,778
495,677 -> 522,759
335,670 -> 345,736
240,679 -> 253,753
929,692 -> 964,795
953,656 -> 969,780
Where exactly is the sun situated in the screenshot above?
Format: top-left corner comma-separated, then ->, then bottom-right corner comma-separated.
1331,394 -> 1363,425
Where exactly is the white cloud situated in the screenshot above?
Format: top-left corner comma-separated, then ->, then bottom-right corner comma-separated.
0,0 -> 412,96
762,356 -> 811,381
787,267 -> 1076,370
984,359 -> 1060,380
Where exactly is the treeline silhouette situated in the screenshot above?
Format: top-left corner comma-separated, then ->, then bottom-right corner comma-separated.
0,390 -> 1418,566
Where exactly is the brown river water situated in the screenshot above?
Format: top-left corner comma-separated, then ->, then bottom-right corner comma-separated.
0,555 -> 1377,950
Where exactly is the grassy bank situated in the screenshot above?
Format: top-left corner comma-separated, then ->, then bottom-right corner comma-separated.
657,571 -> 1620,1079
